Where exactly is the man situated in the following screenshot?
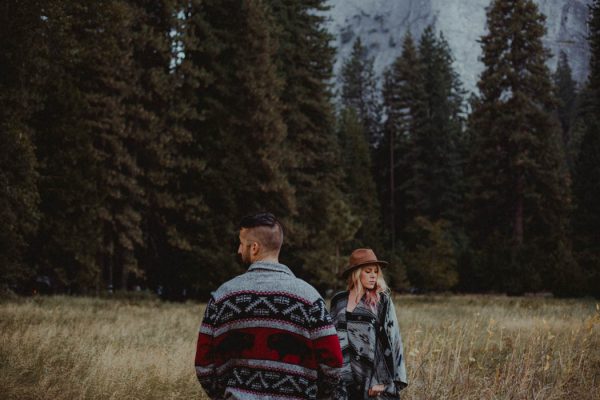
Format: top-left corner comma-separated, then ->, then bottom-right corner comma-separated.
195,212 -> 343,399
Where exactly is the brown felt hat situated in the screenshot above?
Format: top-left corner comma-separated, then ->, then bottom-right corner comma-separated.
339,248 -> 388,279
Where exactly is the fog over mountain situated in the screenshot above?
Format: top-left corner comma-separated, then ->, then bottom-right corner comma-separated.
325,0 -> 592,96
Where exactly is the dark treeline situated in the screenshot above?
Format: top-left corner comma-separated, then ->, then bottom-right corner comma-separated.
1,0 -> 599,299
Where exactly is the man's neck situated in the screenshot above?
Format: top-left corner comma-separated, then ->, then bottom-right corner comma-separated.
253,255 -> 279,264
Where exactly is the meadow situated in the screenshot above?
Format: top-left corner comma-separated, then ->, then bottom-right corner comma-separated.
1,294 -> 599,400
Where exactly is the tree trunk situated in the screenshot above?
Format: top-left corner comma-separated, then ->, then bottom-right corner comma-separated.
514,174 -> 524,245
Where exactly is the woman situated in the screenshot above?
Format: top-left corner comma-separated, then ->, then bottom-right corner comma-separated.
330,248 -> 407,399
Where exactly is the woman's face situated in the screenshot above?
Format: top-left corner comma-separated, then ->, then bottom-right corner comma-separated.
360,264 -> 379,290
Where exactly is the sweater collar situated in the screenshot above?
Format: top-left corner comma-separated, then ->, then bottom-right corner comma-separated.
247,261 -> 294,276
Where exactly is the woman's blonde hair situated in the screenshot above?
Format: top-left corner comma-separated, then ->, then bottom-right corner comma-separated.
347,264 -> 389,310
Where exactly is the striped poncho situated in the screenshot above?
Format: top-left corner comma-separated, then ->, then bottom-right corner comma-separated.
329,291 -> 407,399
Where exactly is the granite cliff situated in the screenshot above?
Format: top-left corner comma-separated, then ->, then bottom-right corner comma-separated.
325,0 -> 592,95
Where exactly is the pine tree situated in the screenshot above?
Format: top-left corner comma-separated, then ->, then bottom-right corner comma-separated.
572,122 -> 600,297
32,1 -> 146,292
267,0 -> 355,290
338,37 -> 385,254
183,0 -> 296,293
553,50 -> 578,168
30,1 -> 100,293
588,0 -> 600,105
467,0 -> 574,294
124,0 -> 210,298
380,28 -> 465,291
572,0 -> 600,297
93,1 -> 147,292
380,33 -> 426,250
412,26 -> 466,224
337,108 -> 382,251
194,0 -> 294,214
340,37 -> 382,146
0,0 -> 42,289
402,27 -> 466,292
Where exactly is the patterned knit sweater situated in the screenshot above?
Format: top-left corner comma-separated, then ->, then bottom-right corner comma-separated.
195,261 -> 343,399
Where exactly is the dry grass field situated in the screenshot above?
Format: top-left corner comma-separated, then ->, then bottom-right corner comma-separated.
1,294 -> 599,400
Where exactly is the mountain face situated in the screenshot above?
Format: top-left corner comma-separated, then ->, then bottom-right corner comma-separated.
325,0 -> 592,95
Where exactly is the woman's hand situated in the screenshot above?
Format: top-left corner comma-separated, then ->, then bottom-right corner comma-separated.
368,384 -> 385,397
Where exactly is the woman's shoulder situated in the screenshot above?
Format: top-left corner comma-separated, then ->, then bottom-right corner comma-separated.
330,290 -> 349,307
377,291 -> 393,310
379,291 -> 392,301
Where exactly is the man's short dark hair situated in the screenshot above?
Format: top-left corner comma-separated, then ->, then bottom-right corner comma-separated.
239,212 -> 279,229
239,212 -> 284,253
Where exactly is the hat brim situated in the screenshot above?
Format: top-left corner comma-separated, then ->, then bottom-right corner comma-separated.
339,260 -> 388,279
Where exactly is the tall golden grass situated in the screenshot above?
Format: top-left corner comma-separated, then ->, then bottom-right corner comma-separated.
1,295 -> 598,399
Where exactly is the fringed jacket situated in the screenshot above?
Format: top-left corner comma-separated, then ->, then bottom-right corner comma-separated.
330,291 -> 407,399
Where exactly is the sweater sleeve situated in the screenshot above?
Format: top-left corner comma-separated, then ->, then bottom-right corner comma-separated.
194,297 -> 220,399
308,298 -> 343,399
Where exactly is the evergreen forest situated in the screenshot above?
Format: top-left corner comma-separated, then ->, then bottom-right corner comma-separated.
1,0 -> 599,299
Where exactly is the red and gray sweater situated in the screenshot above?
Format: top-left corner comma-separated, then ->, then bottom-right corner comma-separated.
195,261 -> 342,399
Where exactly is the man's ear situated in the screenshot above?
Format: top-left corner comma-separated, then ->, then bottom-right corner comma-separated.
250,241 -> 260,256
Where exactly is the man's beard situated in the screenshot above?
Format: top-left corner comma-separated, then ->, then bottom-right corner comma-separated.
238,253 -> 252,267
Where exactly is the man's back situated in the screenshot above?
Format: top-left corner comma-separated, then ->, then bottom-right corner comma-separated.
195,261 -> 342,399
